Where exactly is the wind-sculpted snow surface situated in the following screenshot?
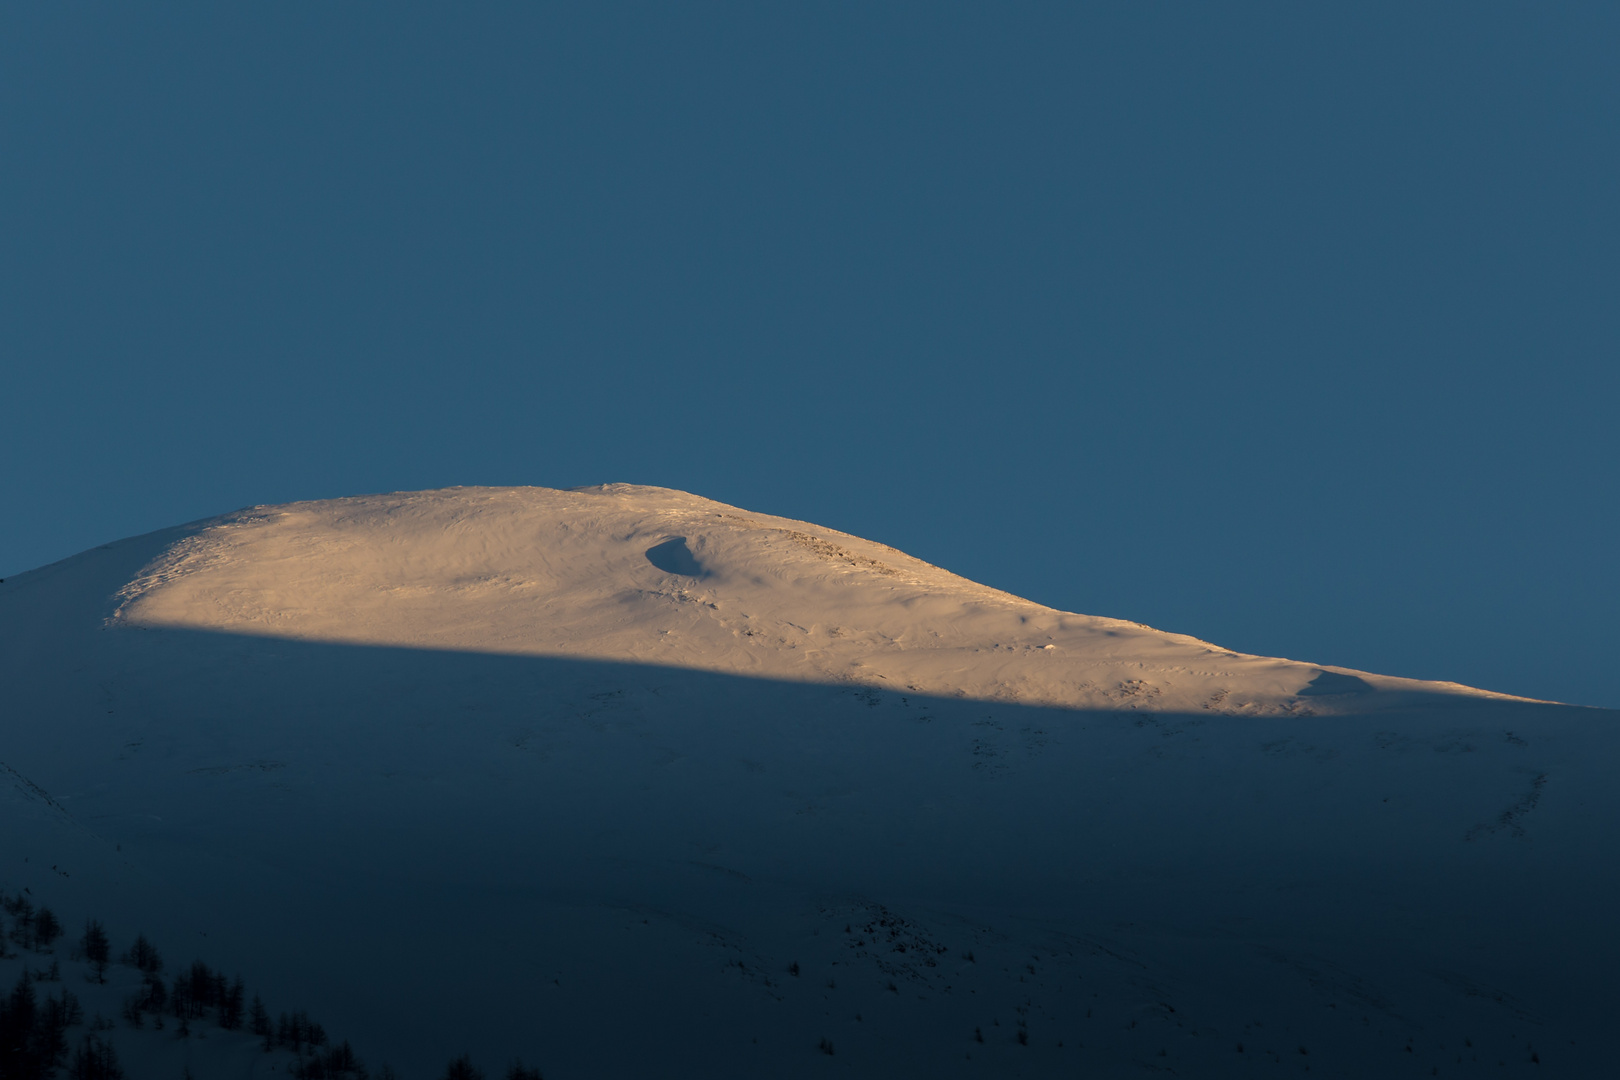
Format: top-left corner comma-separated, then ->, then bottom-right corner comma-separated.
106,485 -> 1528,715
0,486 -> 1614,1077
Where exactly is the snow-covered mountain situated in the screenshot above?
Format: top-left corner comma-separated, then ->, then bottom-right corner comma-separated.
1,486 -> 1614,1077
104,485 -> 1527,715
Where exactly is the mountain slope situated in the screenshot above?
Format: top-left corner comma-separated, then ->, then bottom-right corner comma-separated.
107,485 -> 1521,713
0,486 -> 1613,1078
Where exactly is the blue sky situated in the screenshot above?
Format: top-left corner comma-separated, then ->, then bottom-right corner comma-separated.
4,3 -> 1617,707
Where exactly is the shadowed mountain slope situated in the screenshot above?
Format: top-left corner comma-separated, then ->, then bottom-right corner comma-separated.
0,486 -> 1612,1077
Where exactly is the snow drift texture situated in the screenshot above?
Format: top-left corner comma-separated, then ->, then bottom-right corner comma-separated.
106,486 -> 1531,713
1,485 -> 1614,1077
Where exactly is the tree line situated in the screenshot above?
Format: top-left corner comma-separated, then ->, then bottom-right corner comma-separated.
2,889 -> 544,1079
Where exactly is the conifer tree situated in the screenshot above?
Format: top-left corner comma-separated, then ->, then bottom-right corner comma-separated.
119,993 -> 145,1029
69,1032 -> 125,1080
210,970 -> 229,1015
0,971 -> 39,1076
181,960 -> 216,1015
314,1040 -> 364,1077
122,933 -> 162,975
33,907 -> 62,950
443,1054 -> 485,1080
79,920 -> 110,983
221,975 -> 246,1030
143,974 -> 168,1014
170,974 -> 193,1025
34,989 -> 71,1071
278,1011 -> 300,1054
247,997 -> 270,1049
10,898 -> 35,950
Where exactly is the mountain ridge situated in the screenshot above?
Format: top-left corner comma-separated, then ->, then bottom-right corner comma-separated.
18,484 -> 1537,714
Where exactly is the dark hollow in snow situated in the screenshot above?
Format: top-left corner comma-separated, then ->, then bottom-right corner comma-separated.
645,536 -> 708,578
1299,670 -> 1375,697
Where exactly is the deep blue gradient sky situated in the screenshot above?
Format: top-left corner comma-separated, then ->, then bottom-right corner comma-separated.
5,4 -> 1617,707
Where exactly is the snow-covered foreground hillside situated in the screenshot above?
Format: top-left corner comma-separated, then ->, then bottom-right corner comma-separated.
1,486 -> 1614,1077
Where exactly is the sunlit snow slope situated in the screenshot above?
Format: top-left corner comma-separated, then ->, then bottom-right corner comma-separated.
0,486 -> 1614,1079
109,485 -> 1520,713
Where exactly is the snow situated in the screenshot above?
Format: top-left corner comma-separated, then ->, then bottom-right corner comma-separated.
0,485 -> 1614,1077
106,485 -> 1530,715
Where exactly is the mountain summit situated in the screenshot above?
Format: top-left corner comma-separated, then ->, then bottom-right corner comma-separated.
107,485 -> 1515,713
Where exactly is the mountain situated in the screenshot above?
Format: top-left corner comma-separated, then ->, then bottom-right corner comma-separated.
1,485 -> 1614,1077
102,485 -> 1525,714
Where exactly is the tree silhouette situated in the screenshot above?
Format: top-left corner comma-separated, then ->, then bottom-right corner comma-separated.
251,994 -> 273,1046
119,993 -> 144,1030
142,975 -> 167,1014
0,972 -> 39,1078
277,1009 -> 330,1056
296,1040 -> 366,1079
170,974 -> 194,1033
9,897 -> 35,950
443,1054 -> 485,1080
221,975 -> 246,1030
175,960 -> 220,1018
0,894 -> 550,1077
33,907 -> 62,951
122,934 -> 162,975
0,969 -> 78,1077
68,1032 -> 124,1080
79,921 -> 110,983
